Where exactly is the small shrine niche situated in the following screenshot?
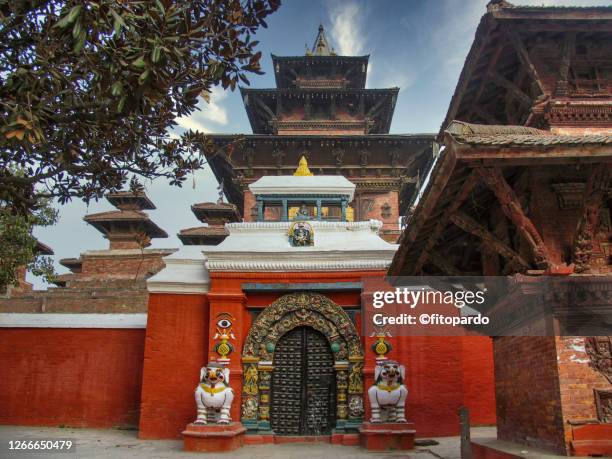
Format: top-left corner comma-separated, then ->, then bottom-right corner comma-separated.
249,156 -> 355,223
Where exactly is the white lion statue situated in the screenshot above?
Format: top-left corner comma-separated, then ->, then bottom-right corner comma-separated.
367,360 -> 408,423
194,363 -> 234,425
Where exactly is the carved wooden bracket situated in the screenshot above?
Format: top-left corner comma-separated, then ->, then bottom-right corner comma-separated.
450,210 -> 530,270
413,172 -> 480,274
475,167 -> 552,269
572,167 -> 611,273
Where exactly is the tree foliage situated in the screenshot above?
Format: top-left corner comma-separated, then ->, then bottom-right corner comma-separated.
0,200 -> 58,290
0,0 -> 280,211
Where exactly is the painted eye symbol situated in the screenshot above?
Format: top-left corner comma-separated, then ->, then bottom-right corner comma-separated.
218,319 -> 232,328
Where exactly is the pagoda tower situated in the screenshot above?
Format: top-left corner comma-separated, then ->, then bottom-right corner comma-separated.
83,191 -> 167,250
205,26 -> 436,242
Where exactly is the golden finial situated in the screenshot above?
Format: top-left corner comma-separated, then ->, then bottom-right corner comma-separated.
294,155 -> 313,176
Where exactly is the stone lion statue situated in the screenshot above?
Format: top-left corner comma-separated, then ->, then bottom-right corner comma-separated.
194,363 -> 234,425
367,360 -> 408,423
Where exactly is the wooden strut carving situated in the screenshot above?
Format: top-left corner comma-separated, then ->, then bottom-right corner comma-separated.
507,29 -> 545,95
427,250 -> 465,276
555,32 -> 576,97
450,210 -> 530,270
572,167 -> 611,273
476,167 -> 551,269
413,171 -> 480,274
585,337 -> 612,384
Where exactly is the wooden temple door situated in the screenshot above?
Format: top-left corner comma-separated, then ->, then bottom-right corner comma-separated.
270,326 -> 337,436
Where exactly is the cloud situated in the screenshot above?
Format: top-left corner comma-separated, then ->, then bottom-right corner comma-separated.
175,85 -> 229,133
328,1 -> 366,56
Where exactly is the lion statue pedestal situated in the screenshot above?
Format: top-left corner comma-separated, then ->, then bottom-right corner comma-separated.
183,363 -> 246,452
360,360 -> 416,451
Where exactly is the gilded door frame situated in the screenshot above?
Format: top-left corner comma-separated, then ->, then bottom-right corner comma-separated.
240,292 -> 364,434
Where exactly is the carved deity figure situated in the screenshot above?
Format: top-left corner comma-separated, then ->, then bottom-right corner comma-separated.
367,360 -> 408,423
194,363 -> 234,425
289,221 -> 313,246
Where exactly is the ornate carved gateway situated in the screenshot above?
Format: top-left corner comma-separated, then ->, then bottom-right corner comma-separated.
240,292 -> 364,435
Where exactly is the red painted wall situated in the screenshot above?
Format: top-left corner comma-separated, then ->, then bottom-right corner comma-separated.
138,293 -> 209,439
0,328 -> 144,428
461,336 -> 497,426
138,271 -> 496,439
364,335 -> 496,438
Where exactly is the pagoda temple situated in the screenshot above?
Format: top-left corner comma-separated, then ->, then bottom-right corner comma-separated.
204,25 -> 436,242
391,1 -> 612,457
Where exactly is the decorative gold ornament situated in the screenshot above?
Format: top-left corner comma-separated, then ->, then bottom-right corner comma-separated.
243,364 -> 259,395
348,362 -> 364,394
240,292 -> 365,425
293,155 -> 313,176
213,313 -> 236,362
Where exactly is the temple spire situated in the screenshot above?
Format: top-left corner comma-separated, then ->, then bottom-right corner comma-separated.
294,156 -> 313,176
309,24 -> 336,56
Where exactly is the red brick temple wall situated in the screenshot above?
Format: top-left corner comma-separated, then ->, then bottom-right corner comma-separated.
138,293 -> 210,439
493,336 -> 566,455
555,337 -> 611,450
0,328 -> 145,428
136,271 -> 496,439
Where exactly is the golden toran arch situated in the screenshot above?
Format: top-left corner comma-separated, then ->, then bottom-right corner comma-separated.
240,292 -> 365,433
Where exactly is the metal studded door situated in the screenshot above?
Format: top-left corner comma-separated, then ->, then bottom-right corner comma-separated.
271,326 -> 336,435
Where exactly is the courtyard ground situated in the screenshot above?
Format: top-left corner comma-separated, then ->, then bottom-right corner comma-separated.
0,425 -> 498,459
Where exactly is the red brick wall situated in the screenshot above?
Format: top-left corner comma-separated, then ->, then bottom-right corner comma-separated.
0,328 -> 144,428
555,336 -> 611,448
138,293 -> 209,439
493,336 -> 566,455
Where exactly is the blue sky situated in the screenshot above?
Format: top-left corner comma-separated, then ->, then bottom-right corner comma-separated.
30,0 -> 610,288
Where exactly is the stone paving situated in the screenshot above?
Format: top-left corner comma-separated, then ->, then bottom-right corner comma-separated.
0,425 -> 498,459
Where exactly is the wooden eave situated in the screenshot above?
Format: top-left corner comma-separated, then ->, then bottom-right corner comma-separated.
240,87 -> 399,134
438,4 -> 612,139
389,123 -> 612,276
271,54 -> 369,89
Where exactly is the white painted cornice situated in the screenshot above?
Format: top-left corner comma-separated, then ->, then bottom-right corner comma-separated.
0,313 -> 147,329
146,246 -> 210,294
249,175 -> 355,201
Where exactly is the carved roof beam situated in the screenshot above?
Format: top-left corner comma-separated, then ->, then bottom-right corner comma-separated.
554,32 -> 576,97
412,171 -> 480,274
507,29 -> 545,96
472,105 -> 502,124
450,210 -> 530,270
468,40 -> 505,120
475,167 -> 552,270
255,96 -> 276,119
427,250 -> 469,276
444,15 -> 495,132
572,166 -> 611,273
487,70 -> 532,108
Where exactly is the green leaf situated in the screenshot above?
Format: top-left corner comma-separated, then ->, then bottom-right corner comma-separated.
73,30 -> 86,54
111,81 -> 123,96
53,5 -> 82,29
72,20 -> 82,39
151,46 -> 162,63
117,96 -> 126,112
138,69 -> 150,85
111,10 -> 126,36
132,56 -> 146,68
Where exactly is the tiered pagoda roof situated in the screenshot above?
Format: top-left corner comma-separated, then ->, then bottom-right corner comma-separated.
439,0 -> 612,138
84,192 -> 167,249
240,24 -> 398,135
204,25 -> 437,237
178,201 -> 241,246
